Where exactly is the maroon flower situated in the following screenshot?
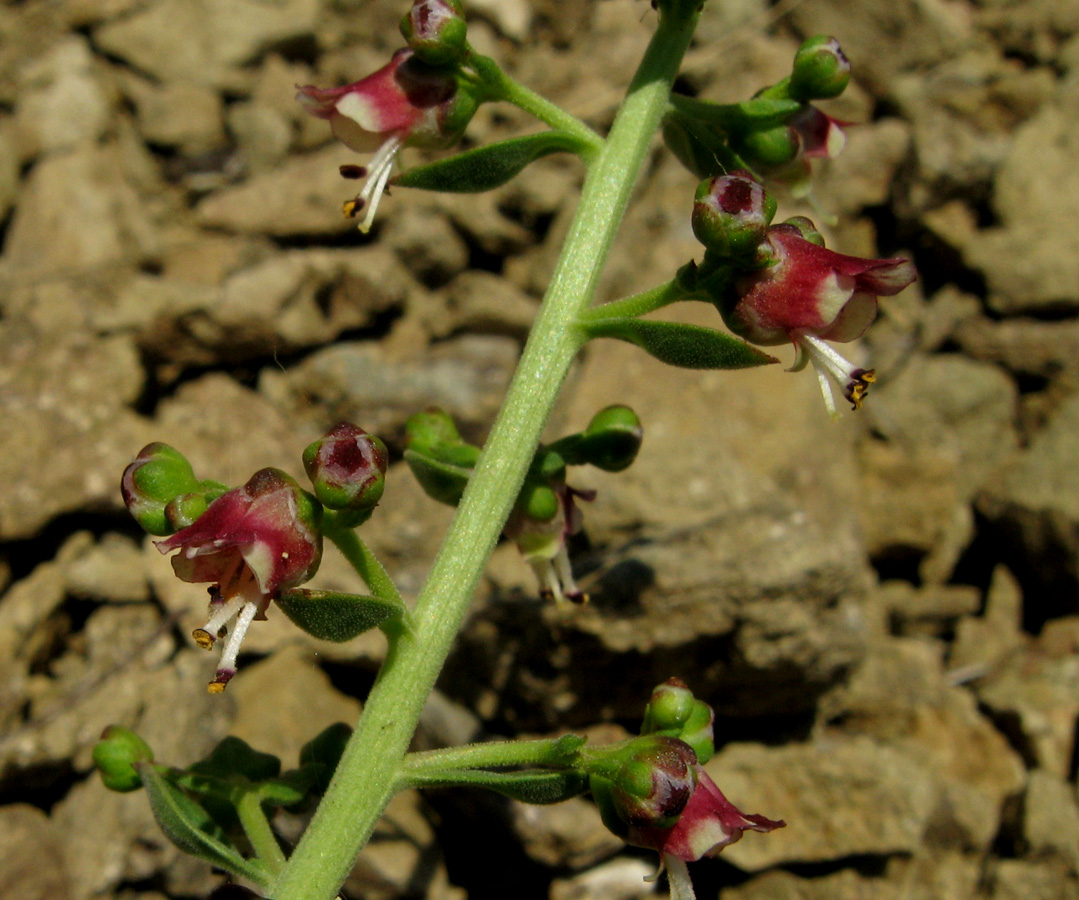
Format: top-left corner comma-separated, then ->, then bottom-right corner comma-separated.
628,766 -> 785,900
156,468 -> 322,692
297,49 -> 474,231
719,222 -> 916,416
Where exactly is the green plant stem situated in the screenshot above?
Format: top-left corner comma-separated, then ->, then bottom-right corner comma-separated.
580,279 -> 690,321
269,9 -> 700,900
324,524 -> 404,610
401,736 -> 583,777
236,791 -> 286,875
468,53 -> 604,156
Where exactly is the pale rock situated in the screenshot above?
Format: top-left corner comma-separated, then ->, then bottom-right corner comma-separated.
510,796 -> 625,869
815,118 -> 912,215
819,636 -> 1025,852
1023,769 -> 1079,873
949,565 -> 1025,680
93,0 -> 320,88
194,144 -> 365,236
3,142 -> 158,277
878,581 -> 981,637
342,791 -> 464,900
64,533 -> 151,604
129,78 -> 225,155
14,35 -> 112,158
964,78 -> 1079,313
975,618 -> 1079,778
550,858 -> 656,900
467,0 -> 532,40
0,119 -> 21,222
713,737 -> 940,870
228,101 -> 294,174
0,327 -> 150,538
956,316 -> 1079,380
230,645 -> 361,766
259,334 -> 519,444
0,805 -> 70,900
989,858 -> 1079,900
979,391 -> 1079,613
381,202 -> 471,285
419,270 -> 539,340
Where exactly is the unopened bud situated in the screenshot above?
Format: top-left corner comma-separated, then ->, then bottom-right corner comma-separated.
401,0 -> 468,66
93,725 -> 154,792
781,215 -> 825,246
736,124 -> 800,169
121,443 -> 201,536
303,423 -> 389,514
790,36 -> 851,101
578,406 -> 643,472
692,172 -> 776,260
642,679 -> 716,765
609,736 -> 698,830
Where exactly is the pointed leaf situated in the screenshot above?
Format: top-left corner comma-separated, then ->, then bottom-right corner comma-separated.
137,763 -> 268,885
409,768 -> 588,805
403,448 -> 472,507
276,588 -> 402,642
393,132 -> 587,193
580,317 -> 778,369
189,736 -> 281,784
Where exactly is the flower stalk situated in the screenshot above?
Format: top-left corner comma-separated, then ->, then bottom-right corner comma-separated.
267,7 -> 703,900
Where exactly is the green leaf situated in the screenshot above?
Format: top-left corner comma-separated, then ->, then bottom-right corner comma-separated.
410,768 -> 588,805
276,589 -> 402,642
137,763 -> 268,885
403,448 -> 472,507
579,317 -> 778,369
393,132 -> 587,193
189,736 -> 282,784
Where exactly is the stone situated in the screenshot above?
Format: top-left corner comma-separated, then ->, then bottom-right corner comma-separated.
93,0 -> 320,88
129,78 -> 225,156
964,78 -> 1079,313
974,618 -> 1079,778
229,645 -> 362,766
713,736 -> 940,870
979,390 -> 1079,618
14,35 -> 112,158
989,858 -> 1079,900
1023,769 -> 1079,873
419,270 -> 540,340
509,796 -> 625,869
949,565 -> 1025,681
3,141 -> 158,277
0,804 -> 70,900
380,202 -> 471,286
64,533 -> 151,604
0,327 -> 150,539
550,858 -> 656,900
259,334 -> 519,445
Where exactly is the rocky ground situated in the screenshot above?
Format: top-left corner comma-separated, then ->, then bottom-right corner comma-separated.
2,0 -> 1079,898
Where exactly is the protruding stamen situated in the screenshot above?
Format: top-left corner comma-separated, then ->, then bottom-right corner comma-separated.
340,164 -> 366,179
208,601 -> 259,693
554,545 -> 588,605
845,368 -> 875,409
192,628 -> 215,650
355,135 -> 401,233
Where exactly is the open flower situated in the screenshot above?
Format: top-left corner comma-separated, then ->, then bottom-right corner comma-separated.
717,221 -> 917,417
297,49 -> 476,232
503,481 -> 595,605
628,766 -> 785,900
155,468 -> 322,692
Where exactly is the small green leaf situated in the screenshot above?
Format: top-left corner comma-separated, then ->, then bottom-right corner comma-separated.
579,317 -> 778,369
410,768 -> 588,805
137,763 -> 268,885
403,448 -> 473,507
276,589 -> 402,642
189,736 -> 282,784
299,723 -> 352,795
393,132 -> 587,193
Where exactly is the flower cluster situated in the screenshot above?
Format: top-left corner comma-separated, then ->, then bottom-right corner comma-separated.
692,172 -> 917,417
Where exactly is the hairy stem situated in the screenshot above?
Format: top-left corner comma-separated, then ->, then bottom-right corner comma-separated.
269,9 -> 700,900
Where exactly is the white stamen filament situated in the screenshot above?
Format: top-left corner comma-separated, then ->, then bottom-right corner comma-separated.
357,135 -> 402,233
553,545 -> 583,603
664,856 -> 698,900
202,595 -> 246,638
795,333 -> 861,420
216,600 -> 259,676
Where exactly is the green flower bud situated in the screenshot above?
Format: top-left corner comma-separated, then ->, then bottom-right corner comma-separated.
736,123 -> 800,169
781,214 -> 826,246
692,172 -> 776,261
642,678 -> 696,734
400,0 -> 469,66
403,409 -> 480,507
163,481 -> 228,532
790,36 -> 851,101
93,725 -> 153,792
303,423 -> 389,514
579,406 -> 643,472
516,481 -> 560,524
121,443 -> 201,536
589,736 -> 698,833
